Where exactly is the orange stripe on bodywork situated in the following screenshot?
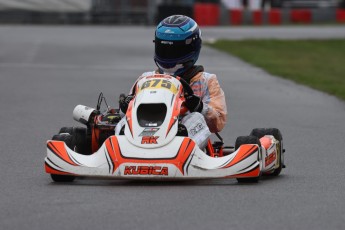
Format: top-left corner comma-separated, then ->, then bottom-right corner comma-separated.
166,118 -> 177,137
126,100 -> 134,137
260,136 -> 272,150
45,162 -> 71,175
48,141 -> 78,166
232,165 -> 260,178
166,86 -> 184,137
176,139 -> 195,174
105,137 -> 121,173
104,136 -> 195,175
178,138 -> 190,156
223,145 -> 258,168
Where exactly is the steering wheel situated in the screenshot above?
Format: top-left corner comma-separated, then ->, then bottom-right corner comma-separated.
177,77 -> 195,115
178,77 -> 194,97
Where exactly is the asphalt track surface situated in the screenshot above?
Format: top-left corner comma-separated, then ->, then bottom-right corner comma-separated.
1,26 -> 345,230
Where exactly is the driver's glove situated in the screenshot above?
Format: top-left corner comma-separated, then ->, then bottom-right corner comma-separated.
119,94 -> 134,113
185,94 -> 203,113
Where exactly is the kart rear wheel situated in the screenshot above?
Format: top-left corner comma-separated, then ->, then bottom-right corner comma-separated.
59,126 -> 91,155
235,136 -> 261,183
250,128 -> 282,141
250,128 -> 283,176
58,127 -> 74,135
50,134 -> 76,182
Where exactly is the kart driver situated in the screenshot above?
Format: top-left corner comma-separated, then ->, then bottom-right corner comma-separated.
118,15 -> 227,148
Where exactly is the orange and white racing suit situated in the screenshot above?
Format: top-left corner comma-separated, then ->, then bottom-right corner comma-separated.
188,71 -> 227,133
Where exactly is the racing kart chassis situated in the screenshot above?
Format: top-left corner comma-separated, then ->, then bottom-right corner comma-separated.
45,75 -> 285,183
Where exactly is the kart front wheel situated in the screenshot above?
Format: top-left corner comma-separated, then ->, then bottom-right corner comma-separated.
50,134 -> 76,182
235,136 -> 261,183
250,128 -> 284,176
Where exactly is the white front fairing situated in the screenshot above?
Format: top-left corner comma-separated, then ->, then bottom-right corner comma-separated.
45,136 -> 262,179
124,75 -> 182,148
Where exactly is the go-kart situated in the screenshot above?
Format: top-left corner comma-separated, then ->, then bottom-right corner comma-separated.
44,74 -> 285,183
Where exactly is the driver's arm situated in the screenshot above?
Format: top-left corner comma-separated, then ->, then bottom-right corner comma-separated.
191,73 -> 227,133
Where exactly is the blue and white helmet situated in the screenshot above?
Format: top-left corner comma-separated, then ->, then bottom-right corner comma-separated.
154,15 -> 202,76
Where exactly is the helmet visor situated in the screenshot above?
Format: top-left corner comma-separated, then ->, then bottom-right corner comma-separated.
155,38 -> 196,60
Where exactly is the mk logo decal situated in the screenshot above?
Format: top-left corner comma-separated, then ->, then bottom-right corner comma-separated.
141,136 -> 159,144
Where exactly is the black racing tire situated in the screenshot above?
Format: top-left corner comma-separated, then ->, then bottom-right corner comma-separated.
59,127 -> 90,155
235,136 -> 261,183
235,135 -> 261,150
250,128 -> 283,176
58,127 -> 74,135
73,127 -> 90,154
250,128 -> 282,142
50,134 -> 76,182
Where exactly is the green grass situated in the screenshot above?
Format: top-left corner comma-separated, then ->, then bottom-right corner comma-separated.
207,39 -> 345,100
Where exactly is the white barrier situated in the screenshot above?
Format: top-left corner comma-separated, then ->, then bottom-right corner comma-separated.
0,0 -> 91,12
222,0 -> 243,9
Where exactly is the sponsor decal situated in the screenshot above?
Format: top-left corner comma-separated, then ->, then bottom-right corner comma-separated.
265,151 -> 277,166
141,136 -> 159,144
161,40 -> 173,44
190,123 -> 204,136
146,123 -> 158,127
164,29 -> 175,34
124,166 -> 168,176
139,128 -> 159,136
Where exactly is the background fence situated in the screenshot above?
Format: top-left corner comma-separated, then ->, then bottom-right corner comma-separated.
0,0 -> 344,25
